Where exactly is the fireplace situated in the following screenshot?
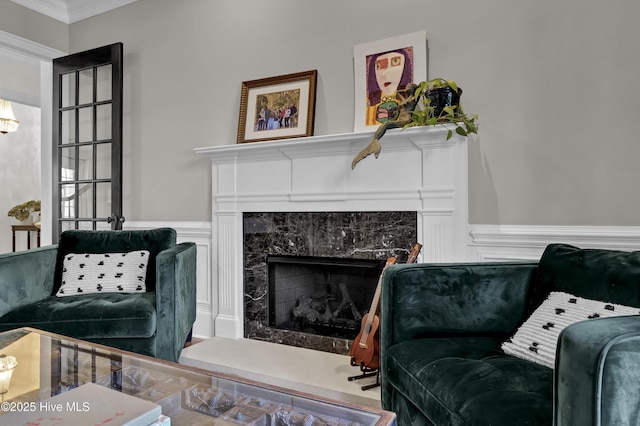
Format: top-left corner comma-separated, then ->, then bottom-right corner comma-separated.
195,126 -> 469,349
268,255 -> 385,340
243,211 -> 417,354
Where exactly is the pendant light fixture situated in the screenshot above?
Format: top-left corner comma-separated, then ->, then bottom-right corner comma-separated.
0,99 -> 19,134
0,354 -> 17,397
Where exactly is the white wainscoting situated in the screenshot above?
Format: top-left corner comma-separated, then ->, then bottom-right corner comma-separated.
126,221 -> 640,338
468,225 -> 640,262
124,221 -> 213,338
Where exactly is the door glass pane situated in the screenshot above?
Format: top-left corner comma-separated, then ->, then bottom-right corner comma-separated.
96,143 -> 111,180
61,110 -> 76,144
61,221 -> 74,232
77,183 -> 93,218
60,184 -> 75,218
78,145 -> 93,180
96,65 -> 112,102
96,182 -> 111,219
60,147 -> 75,181
78,221 -> 93,230
96,104 -> 112,140
78,69 -> 93,105
61,73 -> 76,108
78,107 -> 93,142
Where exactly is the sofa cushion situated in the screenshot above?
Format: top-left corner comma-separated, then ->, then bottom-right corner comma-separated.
57,250 -> 150,297
503,291 -> 640,368
531,244 -> 640,313
0,292 -> 157,339
385,337 -> 552,425
54,228 -> 177,293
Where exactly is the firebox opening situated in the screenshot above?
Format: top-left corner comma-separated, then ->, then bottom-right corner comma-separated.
267,255 -> 385,340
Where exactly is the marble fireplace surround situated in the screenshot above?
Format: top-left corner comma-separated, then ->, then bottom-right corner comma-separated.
242,211 -> 418,353
195,125 -> 469,344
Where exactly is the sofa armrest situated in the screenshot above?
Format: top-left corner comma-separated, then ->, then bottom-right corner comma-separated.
555,315 -> 640,426
0,246 -> 58,318
380,262 -> 538,348
155,242 -> 197,362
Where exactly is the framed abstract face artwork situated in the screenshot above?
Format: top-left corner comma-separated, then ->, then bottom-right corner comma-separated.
353,31 -> 427,133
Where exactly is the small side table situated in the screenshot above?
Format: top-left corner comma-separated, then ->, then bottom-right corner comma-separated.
11,224 -> 41,252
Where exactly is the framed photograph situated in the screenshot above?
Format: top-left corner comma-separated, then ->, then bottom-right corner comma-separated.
353,31 -> 427,133
237,70 -> 318,144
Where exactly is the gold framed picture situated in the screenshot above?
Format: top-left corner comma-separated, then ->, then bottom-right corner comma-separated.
237,70 -> 318,144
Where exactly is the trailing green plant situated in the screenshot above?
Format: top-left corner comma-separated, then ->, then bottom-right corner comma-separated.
7,199 -> 41,221
404,78 -> 478,140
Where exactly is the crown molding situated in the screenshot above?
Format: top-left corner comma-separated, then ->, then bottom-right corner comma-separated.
10,0 -> 138,24
0,29 -> 65,61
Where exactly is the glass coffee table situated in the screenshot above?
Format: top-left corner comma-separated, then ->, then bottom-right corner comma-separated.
0,328 -> 396,425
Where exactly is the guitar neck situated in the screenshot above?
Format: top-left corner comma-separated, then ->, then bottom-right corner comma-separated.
406,243 -> 422,264
358,257 -> 396,347
371,257 -> 396,315
365,245 -> 420,320
362,244 -> 420,321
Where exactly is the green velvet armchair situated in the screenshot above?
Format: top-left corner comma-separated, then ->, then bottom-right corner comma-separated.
0,228 -> 196,363
380,243 -> 640,425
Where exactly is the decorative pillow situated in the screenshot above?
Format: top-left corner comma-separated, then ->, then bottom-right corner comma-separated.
56,250 -> 150,297
502,291 -> 640,369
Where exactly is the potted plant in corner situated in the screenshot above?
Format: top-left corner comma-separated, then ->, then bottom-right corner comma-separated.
7,200 -> 41,224
351,78 -> 478,168
404,78 -> 478,141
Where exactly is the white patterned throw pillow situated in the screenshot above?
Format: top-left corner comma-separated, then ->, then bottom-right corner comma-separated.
502,291 -> 640,369
56,250 -> 150,297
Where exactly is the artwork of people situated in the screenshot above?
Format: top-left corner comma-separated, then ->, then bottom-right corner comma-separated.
254,89 -> 300,132
365,47 -> 414,126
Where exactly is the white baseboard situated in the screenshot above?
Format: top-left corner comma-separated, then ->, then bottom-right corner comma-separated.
468,225 -> 640,261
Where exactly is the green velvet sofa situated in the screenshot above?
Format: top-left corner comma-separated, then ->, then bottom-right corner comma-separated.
0,228 -> 196,363
380,243 -> 640,425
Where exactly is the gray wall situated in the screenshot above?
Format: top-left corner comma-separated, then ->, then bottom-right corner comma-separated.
6,0 -> 640,226
0,1 -> 68,53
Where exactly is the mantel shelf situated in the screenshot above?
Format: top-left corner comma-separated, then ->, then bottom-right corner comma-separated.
194,125 -> 458,162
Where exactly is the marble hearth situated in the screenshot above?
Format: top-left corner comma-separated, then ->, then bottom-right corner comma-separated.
195,126 -> 469,349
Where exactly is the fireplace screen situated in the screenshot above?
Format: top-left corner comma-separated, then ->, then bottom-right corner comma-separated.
267,255 -> 385,340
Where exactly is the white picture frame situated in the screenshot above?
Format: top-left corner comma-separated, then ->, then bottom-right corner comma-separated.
353,31 -> 427,133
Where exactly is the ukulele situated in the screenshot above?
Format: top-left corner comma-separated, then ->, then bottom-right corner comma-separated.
349,256 -> 396,370
349,243 -> 422,370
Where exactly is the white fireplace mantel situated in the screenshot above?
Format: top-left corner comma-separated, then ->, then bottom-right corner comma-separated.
195,126 -> 468,338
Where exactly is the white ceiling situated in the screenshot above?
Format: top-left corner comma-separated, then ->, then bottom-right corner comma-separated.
10,0 -> 138,24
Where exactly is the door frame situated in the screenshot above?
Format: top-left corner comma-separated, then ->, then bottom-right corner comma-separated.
0,30 -> 66,247
52,42 -> 124,236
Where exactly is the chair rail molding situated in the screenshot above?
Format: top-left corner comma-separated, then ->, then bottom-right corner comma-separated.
468,224 -> 640,262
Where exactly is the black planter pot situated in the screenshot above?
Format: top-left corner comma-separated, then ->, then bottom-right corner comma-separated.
427,86 -> 462,117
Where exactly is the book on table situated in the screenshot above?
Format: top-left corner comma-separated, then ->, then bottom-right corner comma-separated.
1,382 -> 165,426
